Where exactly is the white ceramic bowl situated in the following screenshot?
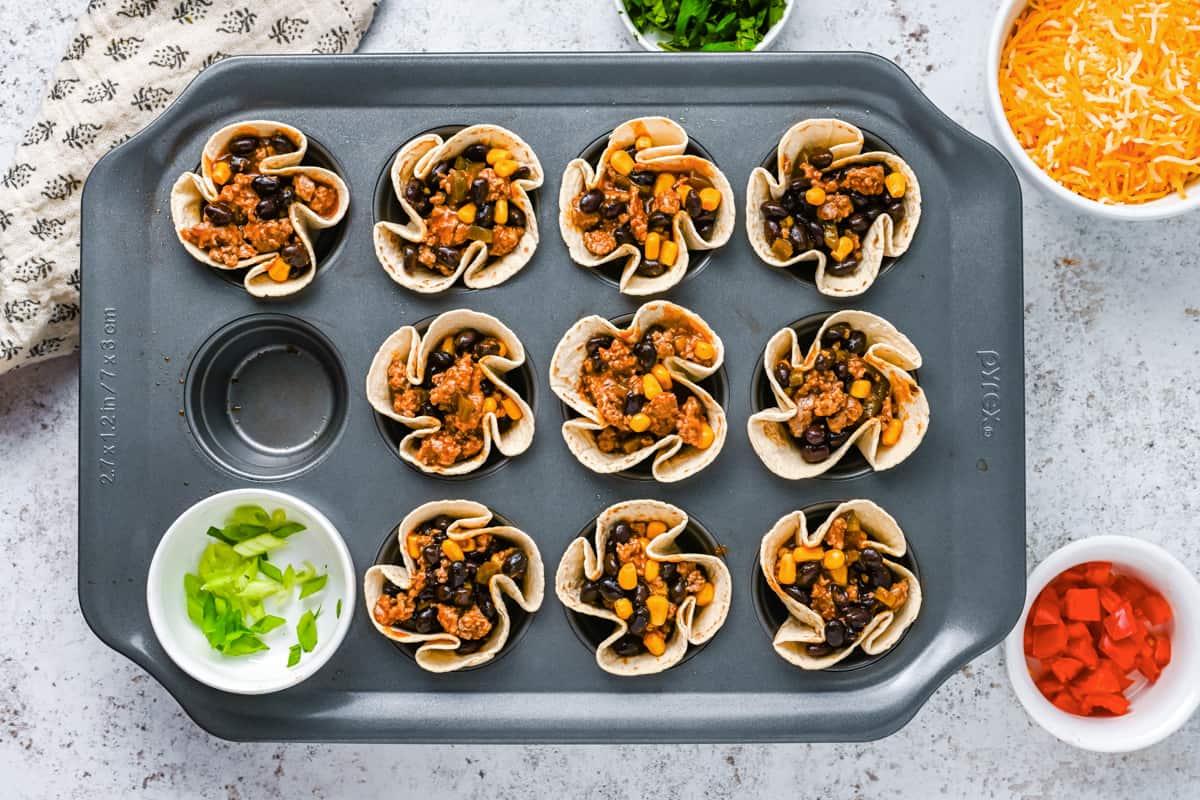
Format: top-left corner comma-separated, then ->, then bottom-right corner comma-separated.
986,0 -> 1200,220
614,0 -> 793,52
1004,535 -> 1200,752
147,488 -> 355,695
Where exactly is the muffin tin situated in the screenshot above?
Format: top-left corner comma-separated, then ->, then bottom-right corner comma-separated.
78,53 -> 1025,742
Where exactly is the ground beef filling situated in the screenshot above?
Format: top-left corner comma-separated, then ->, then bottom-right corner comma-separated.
772,510 -> 910,657
398,142 -> 531,277
579,315 -> 716,457
759,145 -> 909,277
569,134 -> 722,278
774,322 -> 900,464
374,514 -> 530,653
179,130 -> 339,279
388,327 -> 522,468
579,519 -> 715,658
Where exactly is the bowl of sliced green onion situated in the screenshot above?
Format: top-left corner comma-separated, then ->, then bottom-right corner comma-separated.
146,489 -> 355,695
614,0 -> 792,52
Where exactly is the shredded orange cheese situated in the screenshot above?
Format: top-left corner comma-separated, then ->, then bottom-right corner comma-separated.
998,0 -> 1200,204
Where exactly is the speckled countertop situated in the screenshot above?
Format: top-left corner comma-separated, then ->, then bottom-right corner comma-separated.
2,1 -> 1198,797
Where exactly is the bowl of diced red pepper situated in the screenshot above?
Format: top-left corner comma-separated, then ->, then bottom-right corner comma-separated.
1005,535 -> 1200,752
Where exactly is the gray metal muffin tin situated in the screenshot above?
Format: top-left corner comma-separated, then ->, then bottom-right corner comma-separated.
78,53 -> 1025,742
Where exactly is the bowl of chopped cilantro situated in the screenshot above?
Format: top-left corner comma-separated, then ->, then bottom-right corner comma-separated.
146,489 -> 355,694
615,0 -> 792,51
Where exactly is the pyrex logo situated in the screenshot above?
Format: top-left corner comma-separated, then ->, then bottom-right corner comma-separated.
978,350 -> 1000,439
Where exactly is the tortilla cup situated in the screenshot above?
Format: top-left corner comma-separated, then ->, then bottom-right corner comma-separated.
365,309 -> 534,476
555,499 -> 732,676
549,301 -> 726,482
169,120 -> 350,297
759,499 -> 922,669
745,118 -> 921,297
747,310 -> 928,479
373,124 -> 543,293
559,116 -> 735,295
363,500 -> 544,673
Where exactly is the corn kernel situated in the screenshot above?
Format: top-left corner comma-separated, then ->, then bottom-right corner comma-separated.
654,172 -> 676,196
485,147 -> 511,165
829,565 -> 848,586
659,238 -> 679,268
793,546 -> 824,562
618,562 -> 638,591
695,581 -> 715,607
693,340 -> 715,361
441,336 -> 455,353
805,186 -> 826,205
483,396 -> 498,414
406,534 -> 421,559
611,149 -> 635,176
885,171 -> 907,198
823,549 -> 846,570
699,187 -> 722,211
642,373 -> 663,399
777,552 -> 797,585
501,396 -> 523,420
881,417 -> 903,447
613,598 -> 634,620
644,559 -> 660,583
635,135 -> 653,150
849,379 -> 871,399
831,235 -> 855,262
696,422 -> 715,450
494,159 -> 520,178
457,203 -> 477,224
646,594 -> 670,627
644,231 -> 662,261
629,412 -> 651,433
496,340 -> 508,357
646,521 -> 668,538
211,160 -> 232,186
442,540 -> 465,562
846,513 -> 861,532
494,197 -> 509,225
651,363 -> 673,390
643,632 -> 667,656
460,537 -> 476,552
676,184 -> 692,205
267,256 -> 290,283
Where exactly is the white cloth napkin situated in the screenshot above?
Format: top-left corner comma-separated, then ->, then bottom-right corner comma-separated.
0,0 -> 378,375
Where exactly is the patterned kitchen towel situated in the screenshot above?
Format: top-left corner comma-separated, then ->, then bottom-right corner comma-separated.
0,0 -> 378,374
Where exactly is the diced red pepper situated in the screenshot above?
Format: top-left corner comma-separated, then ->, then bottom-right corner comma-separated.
1036,673 -> 1065,697
1104,602 -> 1140,641
1081,693 -> 1130,716
1023,625 -> 1033,653
1064,635 -> 1099,668
1099,586 -> 1125,614
1137,653 -> 1162,684
1048,656 -> 1085,683
1051,692 -> 1082,715
1060,565 -> 1089,584
1084,561 -> 1113,586
1154,635 -> 1171,668
1099,634 -> 1140,672
1065,621 -> 1090,640
1031,621 -> 1068,660
1075,662 -> 1122,694
1112,575 -> 1148,604
1031,589 -> 1063,626
1138,592 -> 1173,626
1064,587 -> 1102,621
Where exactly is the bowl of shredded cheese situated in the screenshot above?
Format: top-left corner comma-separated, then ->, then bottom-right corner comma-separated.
989,0 -> 1200,219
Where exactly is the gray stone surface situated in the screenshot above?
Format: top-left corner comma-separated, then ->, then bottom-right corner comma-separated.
2,1 -> 1198,797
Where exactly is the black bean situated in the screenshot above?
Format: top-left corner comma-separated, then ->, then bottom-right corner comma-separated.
796,560 -> 822,588
827,258 -> 859,278
843,606 -> 874,630
764,219 -> 782,241
806,642 -> 834,657
845,329 -> 867,355
806,219 -> 825,242
454,329 -> 479,354
859,547 -> 881,565
828,429 -> 850,450
432,515 -> 454,531
668,577 -> 688,604
478,595 -> 497,622
629,170 -> 655,187
781,189 -> 805,215
612,635 -> 643,657
610,522 -> 634,544
604,551 -> 620,577
845,212 -> 870,234
420,543 -> 441,566
789,224 -> 813,252
281,243 -> 309,268
502,550 -> 528,580
416,587 -> 437,605
383,580 -> 402,597
614,224 -> 636,245
252,175 -> 281,195
578,189 -> 605,213
831,585 -> 849,607
821,322 -> 850,345
586,335 -> 614,356
623,393 -> 646,416
809,148 -> 834,170
633,582 -> 650,604
660,562 -> 677,583
426,159 -> 451,191
229,136 -> 258,156
452,586 -> 474,607
628,606 -> 651,636
203,202 -> 234,226
872,564 -> 894,589
580,581 -> 601,605
467,549 -> 489,566
427,349 -> 455,374
476,201 -> 495,228
470,178 -> 489,206
412,605 -> 439,634
601,200 -> 626,219
696,220 -> 715,238
435,583 -> 454,603
510,166 -> 532,181
634,341 -> 657,370
474,337 -> 503,358
456,638 -> 485,654
833,362 -> 850,381
639,260 -> 666,277
800,443 -> 830,463
693,210 -> 717,228
435,245 -> 461,266
647,211 -> 672,231
598,577 -> 624,602
462,143 -> 488,163
418,401 -> 438,417
774,362 -> 791,387
449,560 -> 467,588
813,352 -> 832,372
887,200 -> 906,222
254,197 -> 279,220
804,424 -> 828,447
789,176 -> 812,193
270,134 -> 296,154
277,185 -> 295,207
783,584 -> 810,604
824,618 -> 847,648
761,201 -> 789,220
507,204 -> 527,229
685,190 -> 702,218
229,156 -> 250,174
